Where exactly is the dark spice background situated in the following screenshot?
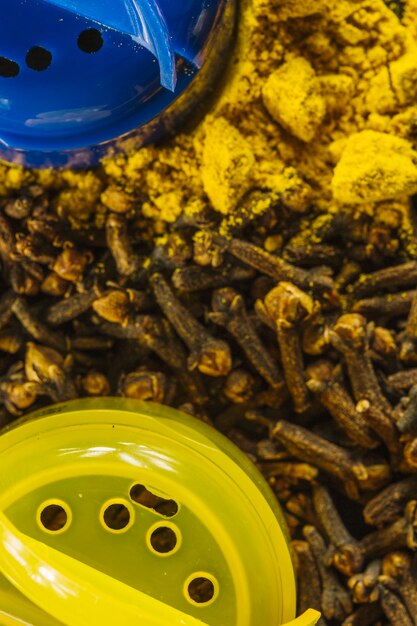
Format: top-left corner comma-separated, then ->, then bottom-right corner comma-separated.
2,181 -> 417,625
1,1 -> 417,625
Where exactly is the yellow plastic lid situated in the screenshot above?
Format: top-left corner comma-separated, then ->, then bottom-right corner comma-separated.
0,398 -> 320,626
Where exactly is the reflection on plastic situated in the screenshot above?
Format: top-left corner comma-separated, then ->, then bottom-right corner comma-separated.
0,508 -> 320,626
0,509 -> 210,625
43,0 -> 177,90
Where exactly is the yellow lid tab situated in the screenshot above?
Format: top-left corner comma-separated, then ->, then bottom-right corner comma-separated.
282,609 -> 321,626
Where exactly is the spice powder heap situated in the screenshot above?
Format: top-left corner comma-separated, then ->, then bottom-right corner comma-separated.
1,0 -> 417,233
1,1 -> 417,626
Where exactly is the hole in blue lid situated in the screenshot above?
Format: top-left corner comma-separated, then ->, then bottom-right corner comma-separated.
78,29 -> 104,54
0,57 -> 19,78
26,47 -> 52,72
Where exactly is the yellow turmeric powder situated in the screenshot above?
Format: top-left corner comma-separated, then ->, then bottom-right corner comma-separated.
332,130 -> 417,203
201,117 -> 256,215
262,57 -> 327,143
1,0 -> 417,239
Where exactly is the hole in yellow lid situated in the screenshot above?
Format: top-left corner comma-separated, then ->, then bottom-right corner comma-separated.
130,483 -> 178,517
184,572 -> 219,607
146,521 -> 181,556
37,500 -> 72,534
100,499 -> 134,533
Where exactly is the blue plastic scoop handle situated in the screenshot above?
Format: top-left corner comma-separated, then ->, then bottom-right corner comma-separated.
43,0 -> 177,90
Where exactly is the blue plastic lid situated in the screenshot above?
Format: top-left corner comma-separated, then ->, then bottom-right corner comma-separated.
0,0 -> 234,168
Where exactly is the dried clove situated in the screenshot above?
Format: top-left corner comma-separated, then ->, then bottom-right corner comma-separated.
381,551 -> 417,619
364,475 -> 417,527
52,246 -> 91,284
261,283 -> 315,413
273,419 -> 390,498
356,503 -> 417,564
105,213 -> 140,277
119,370 -> 174,404
0,291 -> 17,331
0,327 -> 23,354
172,266 -> 229,292
307,371 -> 378,449
348,560 -> 382,603
222,369 -> 255,404
228,238 -> 335,295
378,581 -> 414,626
329,313 -> 392,414
340,603 -> 383,626
80,371 -> 111,396
41,272 -> 69,297
45,288 -> 98,326
388,368 -> 417,392
312,484 -> 363,575
396,385 -> 417,435
210,287 -> 282,388
12,298 -> 67,352
150,272 -> 232,377
24,342 -> 77,402
4,196 -> 33,220
304,525 -> 353,622
353,290 -> 415,319
292,541 -> 326,624
401,291 -> 417,364
349,262 -> 417,299
92,290 -> 133,325
356,400 -> 402,469
95,315 -> 208,405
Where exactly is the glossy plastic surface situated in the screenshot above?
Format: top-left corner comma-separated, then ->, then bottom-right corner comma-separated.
44,0 -> 177,90
0,0 -> 234,168
0,398 -> 320,626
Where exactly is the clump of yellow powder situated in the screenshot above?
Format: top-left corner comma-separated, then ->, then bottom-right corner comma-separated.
332,130 -> 417,203
1,0 -> 417,233
201,117 -> 255,214
262,57 -> 326,142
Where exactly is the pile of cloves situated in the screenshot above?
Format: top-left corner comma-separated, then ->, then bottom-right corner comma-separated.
2,184 -> 417,625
